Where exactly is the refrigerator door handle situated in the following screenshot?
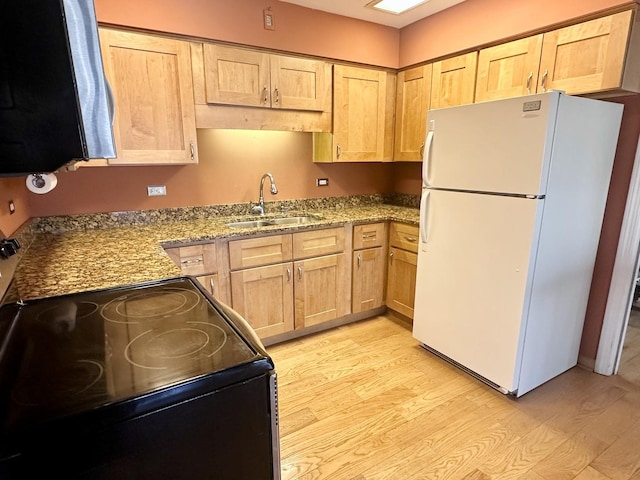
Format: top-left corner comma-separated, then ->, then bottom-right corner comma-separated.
420,189 -> 431,248
422,129 -> 434,187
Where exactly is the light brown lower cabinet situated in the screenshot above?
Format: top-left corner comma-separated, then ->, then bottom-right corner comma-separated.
386,247 -> 418,318
228,227 -> 348,340
294,253 -> 349,329
164,242 -> 229,304
352,247 -> 385,313
230,263 -> 294,339
195,273 -> 219,299
386,222 -> 419,319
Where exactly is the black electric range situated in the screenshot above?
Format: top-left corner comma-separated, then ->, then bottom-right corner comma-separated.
0,277 -> 280,479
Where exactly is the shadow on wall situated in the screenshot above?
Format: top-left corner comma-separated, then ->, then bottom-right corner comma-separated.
25,130 -> 399,218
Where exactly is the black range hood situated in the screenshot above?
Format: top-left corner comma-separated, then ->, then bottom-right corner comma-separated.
0,0 -> 116,175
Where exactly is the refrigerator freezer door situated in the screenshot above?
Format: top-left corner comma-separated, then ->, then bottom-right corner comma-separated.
424,92 -> 560,195
413,189 -> 542,392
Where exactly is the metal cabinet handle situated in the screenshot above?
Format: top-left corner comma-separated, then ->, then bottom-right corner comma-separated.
209,278 -> 215,294
389,251 -> 394,264
287,267 -> 291,282
404,236 -> 417,243
273,87 -> 280,105
419,142 -> 425,159
357,253 -> 362,268
336,144 -> 342,159
190,141 -> 195,161
526,72 -> 533,94
181,257 -> 204,266
362,233 -> 377,240
262,86 -> 269,104
297,265 -> 303,280
541,69 -> 548,91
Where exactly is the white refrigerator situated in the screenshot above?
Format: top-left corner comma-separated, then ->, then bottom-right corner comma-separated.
412,91 -> 623,397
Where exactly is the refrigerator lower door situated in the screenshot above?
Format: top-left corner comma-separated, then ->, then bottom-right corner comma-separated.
413,189 -> 542,393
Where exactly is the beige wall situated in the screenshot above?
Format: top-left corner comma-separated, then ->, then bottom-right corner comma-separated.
581,95 -> 640,360
27,131 -> 394,217
95,0 -> 400,68
400,0 -> 636,67
0,177 -> 30,236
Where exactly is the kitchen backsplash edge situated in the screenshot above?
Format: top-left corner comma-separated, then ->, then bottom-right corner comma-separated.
32,194 -> 419,234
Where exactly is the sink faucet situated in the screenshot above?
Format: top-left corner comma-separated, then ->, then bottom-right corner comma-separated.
251,173 -> 278,216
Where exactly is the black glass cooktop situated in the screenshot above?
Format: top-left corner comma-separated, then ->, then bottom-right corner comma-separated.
0,277 -> 266,436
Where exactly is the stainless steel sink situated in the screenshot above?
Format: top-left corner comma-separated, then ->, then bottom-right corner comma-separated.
226,219 -> 274,228
267,216 -> 320,225
227,215 -> 321,229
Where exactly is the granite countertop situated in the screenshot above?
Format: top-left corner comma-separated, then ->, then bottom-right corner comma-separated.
14,201 -> 419,301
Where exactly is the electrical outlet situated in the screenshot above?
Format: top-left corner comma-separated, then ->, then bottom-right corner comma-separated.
316,178 -> 329,187
263,9 -> 275,30
8,200 -> 15,214
147,185 -> 167,196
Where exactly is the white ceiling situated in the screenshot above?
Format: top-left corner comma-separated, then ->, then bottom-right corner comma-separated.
279,0 -> 466,28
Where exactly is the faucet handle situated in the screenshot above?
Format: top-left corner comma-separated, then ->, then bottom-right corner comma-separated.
251,204 -> 265,216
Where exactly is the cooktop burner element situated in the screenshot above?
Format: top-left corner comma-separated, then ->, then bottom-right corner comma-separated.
0,278 -> 260,432
36,301 -> 99,322
125,322 -> 227,370
101,287 -> 201,324
11,359 -> 105,408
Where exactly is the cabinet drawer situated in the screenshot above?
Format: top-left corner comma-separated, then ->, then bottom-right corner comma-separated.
389,223 -> 419,253
165,243 -> 217,276
293,227 -> 345,259
353,223 -> 386,250
229,234 -> 293,270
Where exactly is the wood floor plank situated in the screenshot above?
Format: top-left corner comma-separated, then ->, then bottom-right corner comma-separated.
573,466 -> 615,480
531,430 -> 609,479
589,417 -> 640,480
270,315 -> 640,480
415,422 -> 519,479
475,423 -> 567,479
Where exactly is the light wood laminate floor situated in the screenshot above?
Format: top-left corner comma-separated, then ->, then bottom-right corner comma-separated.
268,314 -> 640,480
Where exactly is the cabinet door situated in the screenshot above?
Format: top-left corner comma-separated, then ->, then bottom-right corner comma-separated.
99,29 -> 198,165
386,247 -> 417,319
475,35 -> 543,102
333,65 -> 387,162
352,247 -> 385,313
165,243 -> 217,276
294,253 -> 349,328
431,52 -> 478,109
394,64 -> 432,161
270,55 -> 329,111
538,10 -> 633,95
203,44 -> 270,107
196,273 -> 219,298
231,263 -> 294,338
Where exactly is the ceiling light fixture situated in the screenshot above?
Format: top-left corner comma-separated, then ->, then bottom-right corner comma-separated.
366,0 -> 428,15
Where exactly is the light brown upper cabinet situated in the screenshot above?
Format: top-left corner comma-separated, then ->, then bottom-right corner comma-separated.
99,29 -> 198,165
475,35 -> 544,102
314,65 -> 395,163
203,44 -> 330,112
394,64 -> 432,162
430,52 -> 478,109
538,10 -> 639,96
